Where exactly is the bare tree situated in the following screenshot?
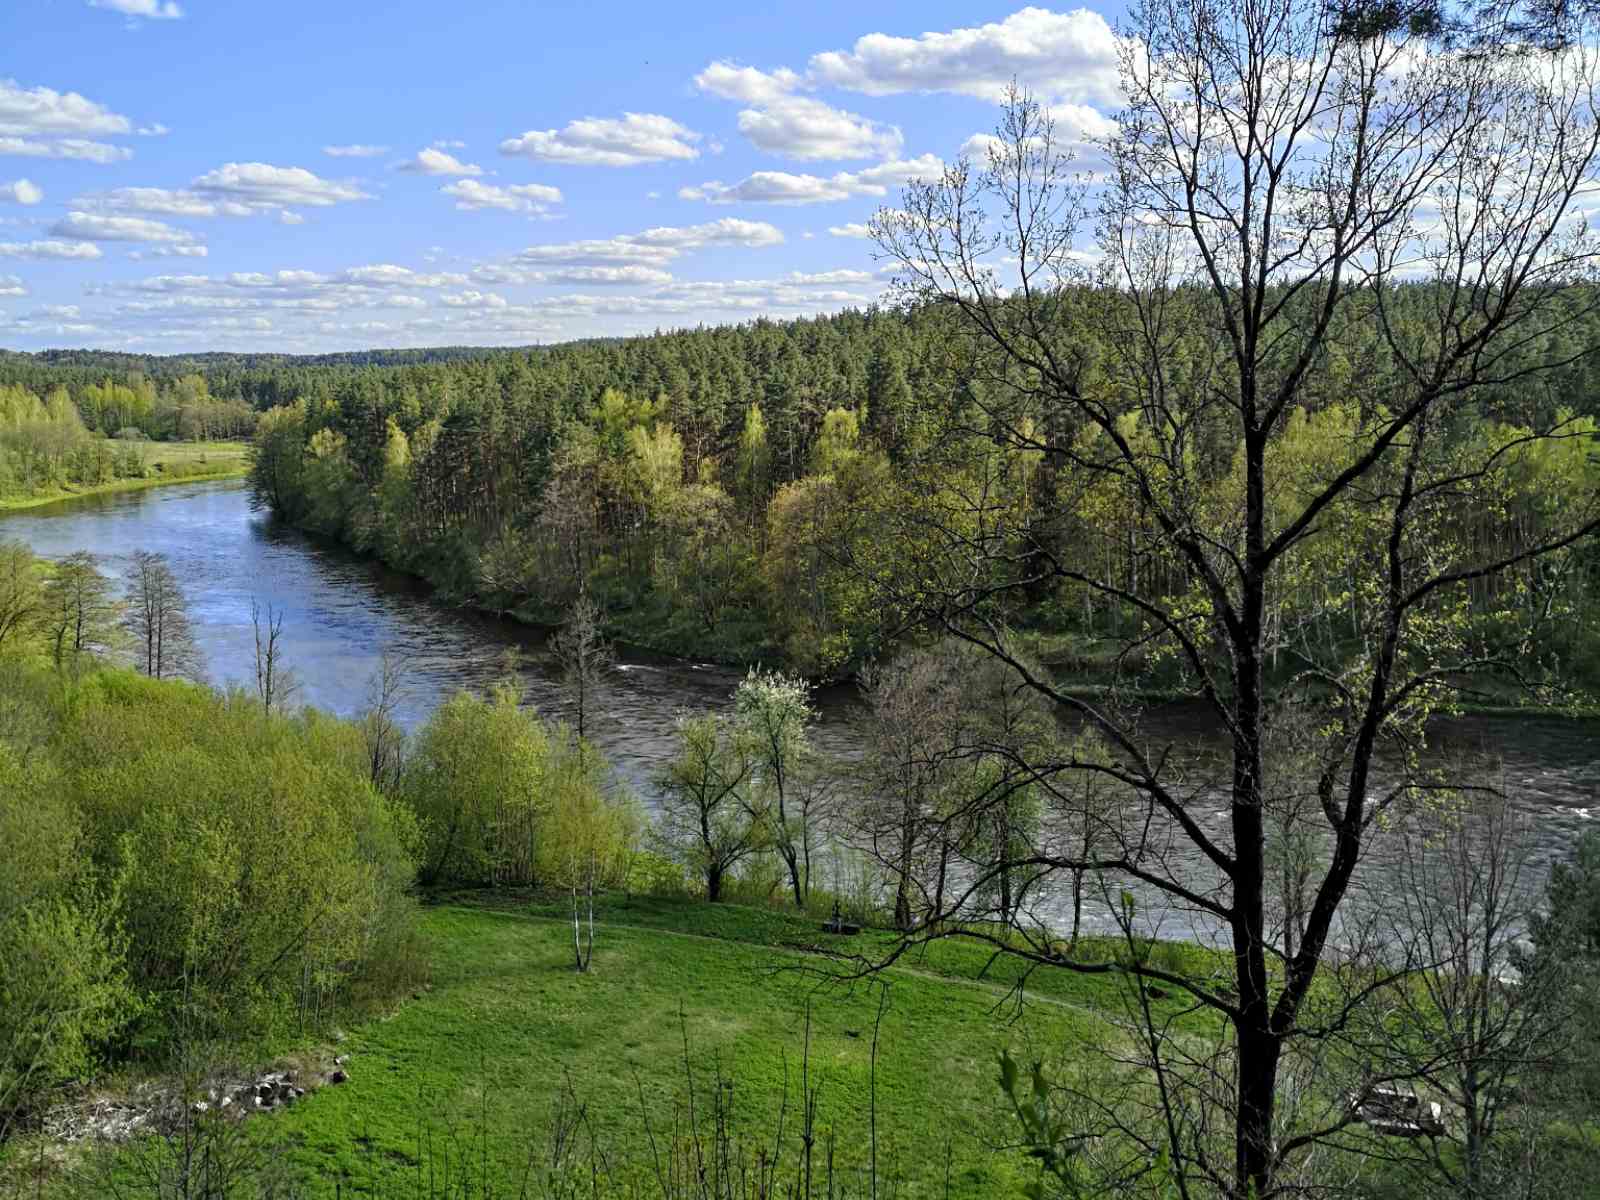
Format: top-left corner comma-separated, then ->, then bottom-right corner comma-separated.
123,550 -> 203,682
1351,793 -> 1580,1199
359,646 -> 409,793
551,592 -> 613,741
857,647 -> 962,931
864,2 -> 1600,1191
250,598 -> 298,716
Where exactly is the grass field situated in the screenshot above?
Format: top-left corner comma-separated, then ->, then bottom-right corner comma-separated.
0,440 -> 250,511
84,896 -> 1191,1198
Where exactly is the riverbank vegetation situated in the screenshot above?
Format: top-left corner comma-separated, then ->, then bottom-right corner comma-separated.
0,377 -> 251,508
11,0 -> 1600,1194
1,531 -> 1599,1197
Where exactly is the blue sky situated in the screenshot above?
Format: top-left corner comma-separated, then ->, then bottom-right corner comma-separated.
0,2 -> 1123,353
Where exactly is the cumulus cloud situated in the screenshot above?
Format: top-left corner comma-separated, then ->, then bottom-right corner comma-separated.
442,179 -> 562,213
0,240 -> 103,260
52,211 -> 201,245
191,162 -> 371,208
0,137 -> 132,163
506,218 -> 783,269
127,244 -> 209,260
440,290 -> 509,309
0,274 -> 25,296
694,62 -> 804,104
809,7 -> 1123,106
336,264 -> 468,288
71,186 -> 267,218
0,80 -> 135,137
89,0 -> 183,17
828,222 -> 872,238
0,179 -> 42,205
473,262 -> 676,286
735,96 -> 901,160
397,147 -> 484,176
500,113 -> 702,167
680,155 -> 940,206
958,104 -> 1115,163
550,265 -> 673,285
323,144 -> 389,158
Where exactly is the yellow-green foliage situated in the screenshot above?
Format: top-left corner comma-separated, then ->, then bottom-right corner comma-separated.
405,685 -> 627,888
0,744 -> 136,1126
53,671 -> 420,1035
0,659 -> 420,1115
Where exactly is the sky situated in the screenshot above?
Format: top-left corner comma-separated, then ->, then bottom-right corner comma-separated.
0,1 -> 1125,354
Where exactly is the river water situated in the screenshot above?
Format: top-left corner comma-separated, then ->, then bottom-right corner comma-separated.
3,478 -> 1596,940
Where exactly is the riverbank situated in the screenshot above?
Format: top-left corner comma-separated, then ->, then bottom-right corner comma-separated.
0,441 -> 250,512
5,894 -> 1186,1198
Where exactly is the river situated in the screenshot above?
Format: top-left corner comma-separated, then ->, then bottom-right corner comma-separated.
3,477 -> 1596,940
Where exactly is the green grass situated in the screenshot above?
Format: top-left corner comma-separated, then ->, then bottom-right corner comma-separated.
161,896 -> 1165,1197
0,440 -> 249,511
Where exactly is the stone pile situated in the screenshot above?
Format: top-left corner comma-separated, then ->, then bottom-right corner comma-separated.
42,1055 -> 350,1144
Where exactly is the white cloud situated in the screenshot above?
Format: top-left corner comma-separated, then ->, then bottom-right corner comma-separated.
337,264 -> 468,288
681,155 -> 940,206
0,274 -> 24,296
89,0 -> 183,17
0,80 -> 135,137
74,186 -> 255,217
0,137 -> 131,163
442,179 -> 562,214
507,218 -> 783,269
959,106 -> 1114,162
52,212 -> 201,246
500,113 -> 702,167
279,210 -> 304,225
0,240 -> 103,260
694,62 -> 804,104
0,179 -> 42,205
398,147 -> 484,176
783,268 -> 876,285
809,7 -> 1123,106
472,262 -> 676,286
734,96 -> 901,161
127,244 -> 209,260
828,222 -> 872,238
323,144 -> 389,158
440,290 -> 509,309
551,265 -> 673,285
192,162 -> 371,208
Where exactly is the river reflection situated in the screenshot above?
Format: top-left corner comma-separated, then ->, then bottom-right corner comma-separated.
3,478 -> 1595,940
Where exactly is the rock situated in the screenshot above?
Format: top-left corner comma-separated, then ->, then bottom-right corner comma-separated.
328,1068 -> 348,1085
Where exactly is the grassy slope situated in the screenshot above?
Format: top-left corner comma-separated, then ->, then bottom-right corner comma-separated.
0,441 -> 249,511
257,896 -> 1185,1198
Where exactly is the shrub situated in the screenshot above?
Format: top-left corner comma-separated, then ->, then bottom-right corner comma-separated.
50,668 -> 421,1047
0,745 -> 137,1128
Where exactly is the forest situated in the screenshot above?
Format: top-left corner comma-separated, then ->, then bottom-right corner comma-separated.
7,288 -> 1600,684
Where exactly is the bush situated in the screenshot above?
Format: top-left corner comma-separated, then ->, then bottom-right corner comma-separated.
404,685 -> 631,889
1,665 -> 423,1057
0,745 -> 137,1128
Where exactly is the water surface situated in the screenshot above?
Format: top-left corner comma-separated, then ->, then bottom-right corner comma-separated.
4,478 -> 1594,939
